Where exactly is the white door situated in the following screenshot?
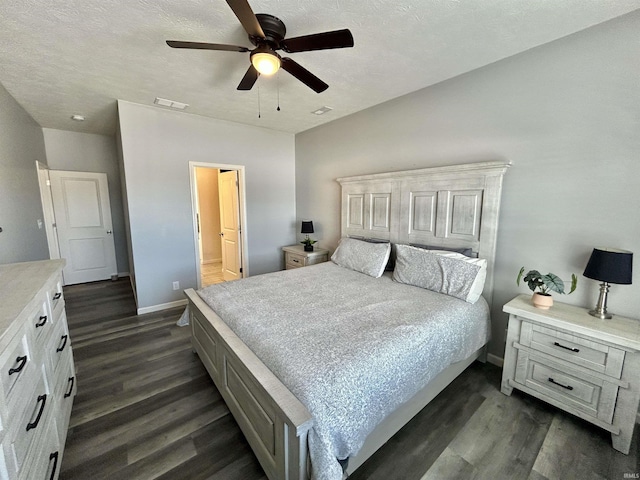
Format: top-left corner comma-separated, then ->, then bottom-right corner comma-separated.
49,170 -> 117,285
218,170 -> 242,281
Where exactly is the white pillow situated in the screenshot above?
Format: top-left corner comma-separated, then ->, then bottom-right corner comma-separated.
393,245 -> 487,303
331,237 -> 391,278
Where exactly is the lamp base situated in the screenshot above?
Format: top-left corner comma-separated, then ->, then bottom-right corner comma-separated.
588,309 -> 612,320
304,244 -> 314,252
589,282 -> 613,320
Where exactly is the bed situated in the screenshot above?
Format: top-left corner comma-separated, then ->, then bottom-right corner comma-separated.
184,161 -> 510,480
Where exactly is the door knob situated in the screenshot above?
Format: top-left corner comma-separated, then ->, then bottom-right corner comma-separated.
107,230 -> 113,234
219,232 -> 224,236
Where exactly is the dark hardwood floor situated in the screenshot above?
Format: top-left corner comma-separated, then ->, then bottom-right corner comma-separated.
60,279 -> 639,480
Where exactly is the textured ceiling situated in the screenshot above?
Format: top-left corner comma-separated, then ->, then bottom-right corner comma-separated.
0,1 -> 637,136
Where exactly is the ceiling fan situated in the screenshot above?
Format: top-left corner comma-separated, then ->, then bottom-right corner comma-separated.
166,0 -> 354,93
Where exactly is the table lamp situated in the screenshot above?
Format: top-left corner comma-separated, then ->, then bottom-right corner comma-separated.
301,221 -> 315,251
583,247 -> 633,319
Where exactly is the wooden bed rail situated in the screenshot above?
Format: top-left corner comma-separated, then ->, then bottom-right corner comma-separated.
185,289 -> 313,480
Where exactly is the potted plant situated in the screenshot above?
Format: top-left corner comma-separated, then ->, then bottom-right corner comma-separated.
301,237 -> 317,252
517,267 -> 577,309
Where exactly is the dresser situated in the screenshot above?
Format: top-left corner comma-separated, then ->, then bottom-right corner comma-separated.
0,260 -> 76,480
501,294 -> 640,454
282,245 -> 329,270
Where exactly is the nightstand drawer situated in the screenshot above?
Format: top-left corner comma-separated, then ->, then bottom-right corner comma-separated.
282,245 -> 329,271
285,252 -> 306,268
515,352 -> 618,424
519,321 -> 625,378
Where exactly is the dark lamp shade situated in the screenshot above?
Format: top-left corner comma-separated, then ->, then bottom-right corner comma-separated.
301,221 -> 314,234
583,248 -> 633,285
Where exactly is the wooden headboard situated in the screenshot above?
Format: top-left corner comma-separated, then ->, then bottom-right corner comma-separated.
336,161 -> 510,306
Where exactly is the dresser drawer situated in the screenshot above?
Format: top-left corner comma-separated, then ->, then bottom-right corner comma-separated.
19,417 -> 61,480
1,334 -> 34,408
514,351 -> 618,424
285,252 -> 306,269
8,370 -> 50,476
47,277 -> 64,315
31,299 -> 54,363
518,321 -> 625,378
52,347 -> 75,443
46,313 -> 70,379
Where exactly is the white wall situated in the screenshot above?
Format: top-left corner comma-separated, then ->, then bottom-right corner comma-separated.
295,11 -> 640,358
118,101 -> 296,311
0,82 -> 49,264
42,128 -> 129,275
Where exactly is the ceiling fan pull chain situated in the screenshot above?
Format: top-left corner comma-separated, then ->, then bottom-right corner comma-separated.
277,72 -> 281,112
257,84 -> 261,118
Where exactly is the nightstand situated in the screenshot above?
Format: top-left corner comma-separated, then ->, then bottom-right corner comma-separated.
282,245 -> 329,270
501,294 -> 640,454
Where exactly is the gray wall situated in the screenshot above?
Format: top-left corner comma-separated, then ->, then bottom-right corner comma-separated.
0,82 -> 49,264
295,11 -> 640,359
42,128 -> 130,275
118,101 -> 296,311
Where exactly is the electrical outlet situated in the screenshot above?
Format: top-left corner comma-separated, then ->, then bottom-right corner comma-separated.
172,281 -> 180,290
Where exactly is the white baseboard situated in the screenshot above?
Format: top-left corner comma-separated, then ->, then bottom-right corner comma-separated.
487,353 -> 503,368
201,258 -> 222,265
137,298 -> 187,315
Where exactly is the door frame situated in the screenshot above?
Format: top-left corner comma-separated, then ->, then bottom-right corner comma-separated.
189,162 -> 249,288
36,161 -> 61,260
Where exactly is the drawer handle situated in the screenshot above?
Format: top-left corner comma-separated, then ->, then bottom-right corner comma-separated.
9,355 -> 27,375
553,341 -> 580,353
49,451 -> 59,480
548,377 -> 574,391
26,394 -> 47,431
52,292 -> 62,300
35,315 -> 48,328
64,376 -> 75,398
56,334 -> 68,352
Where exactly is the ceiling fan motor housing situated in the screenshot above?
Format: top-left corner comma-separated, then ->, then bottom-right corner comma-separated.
251,14 -> 286,48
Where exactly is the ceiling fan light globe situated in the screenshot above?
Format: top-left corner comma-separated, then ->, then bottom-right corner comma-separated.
251,52 -> 280,75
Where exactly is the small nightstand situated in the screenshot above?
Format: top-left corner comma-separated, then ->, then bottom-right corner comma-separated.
282,245 -> 329,270
501,294 -> 640,454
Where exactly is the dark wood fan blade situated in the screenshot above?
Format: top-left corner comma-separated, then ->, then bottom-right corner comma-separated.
166,40 -> 249,52
225,0 -> 265,39
281,29 -> 353,53
237,65 -> 260,90
281,58 -> 328,93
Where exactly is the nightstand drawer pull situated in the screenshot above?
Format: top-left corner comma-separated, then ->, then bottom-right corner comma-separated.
553,341 -> 579,353
292,259 -> 300,263
56,334 -> 68,352
548,377 -> 574,391
36,315 -> 47,328
9,355 -> 27,375
26,394 -> 47,431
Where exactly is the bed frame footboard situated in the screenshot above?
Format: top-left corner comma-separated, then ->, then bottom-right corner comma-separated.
186,289 -> 313,480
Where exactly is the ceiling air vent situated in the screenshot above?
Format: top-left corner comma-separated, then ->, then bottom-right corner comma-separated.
154,97 -> 189,110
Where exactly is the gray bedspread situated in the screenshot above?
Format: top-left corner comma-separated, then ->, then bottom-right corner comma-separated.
197,261 -> 490,480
